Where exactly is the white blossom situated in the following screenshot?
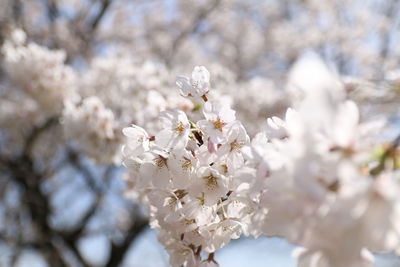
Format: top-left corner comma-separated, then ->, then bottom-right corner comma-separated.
177,66 -> 211,100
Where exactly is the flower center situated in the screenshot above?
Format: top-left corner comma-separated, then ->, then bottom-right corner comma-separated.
154,155 -> 167,168
175,122 -> 185,134
204,174 -> 218,190
230,141 -> 243,152
183,218 -> 196,226
174,189 -> 188,199
213,119 -> 226,131
180,157 -> 192,171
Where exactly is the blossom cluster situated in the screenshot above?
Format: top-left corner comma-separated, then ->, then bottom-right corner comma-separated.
0,29 -> 77,156
122,67 -> 255,266
1,29 -> 76,114
63,97 -> 124,164
246,56 -> 400,267
123,62 -> 400,267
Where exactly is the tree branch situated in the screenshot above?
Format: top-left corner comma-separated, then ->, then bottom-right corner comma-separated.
165,0 -> 221,65
89,0 -> 112,32
24,116 -> 59,156
105,215 -> 148,267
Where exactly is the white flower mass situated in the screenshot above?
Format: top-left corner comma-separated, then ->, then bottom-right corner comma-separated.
121,64 -> 400,266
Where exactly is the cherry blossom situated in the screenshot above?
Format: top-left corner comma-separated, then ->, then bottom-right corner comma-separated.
155,110 -> 191,150
197,101 -> 236,143
177,66 -> 211,100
